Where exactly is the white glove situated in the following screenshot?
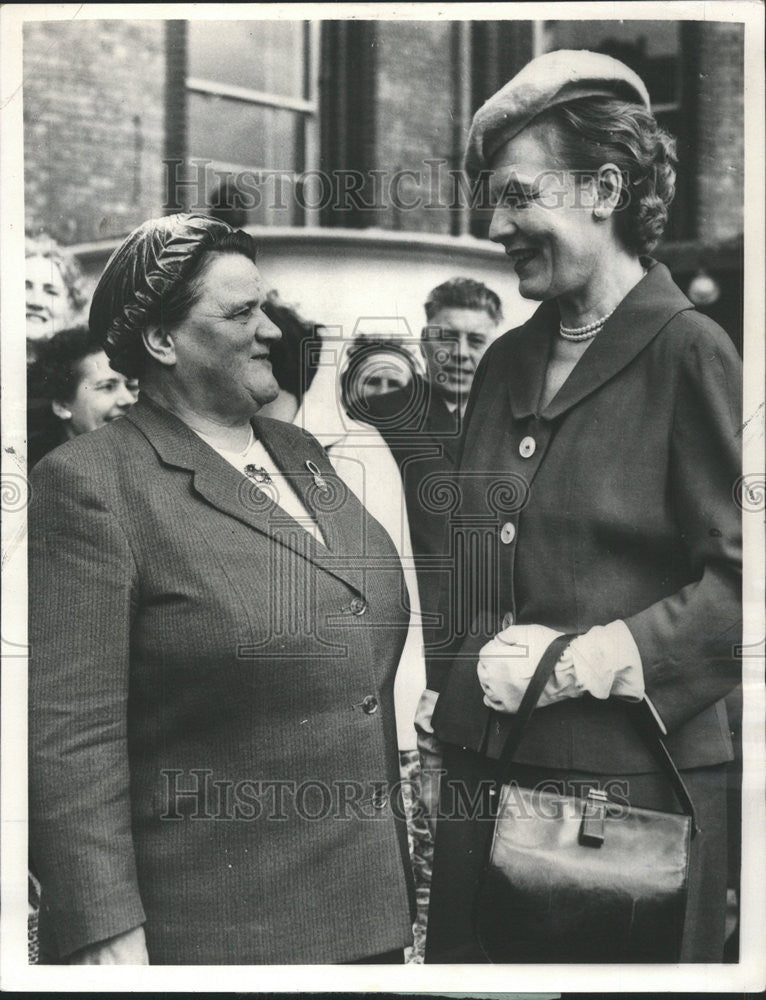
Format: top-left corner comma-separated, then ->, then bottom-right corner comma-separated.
478,624 -> 564,714
477,621 -> 645,715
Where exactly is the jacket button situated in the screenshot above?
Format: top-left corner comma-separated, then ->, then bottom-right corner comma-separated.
501,611 -> 515,629
362,695 -> 379,715
372,791 -> 389,810
500,522 -> 516,544
350,597 -> 368,616
519,436 -> 536,458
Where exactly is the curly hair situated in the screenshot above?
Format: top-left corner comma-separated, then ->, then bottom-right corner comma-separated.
25,235 -> 89,314
531,97 -> 677,255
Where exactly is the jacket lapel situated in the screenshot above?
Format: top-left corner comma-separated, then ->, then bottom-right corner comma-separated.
542,261 -> 694,420
503,300 -> 558,419
126,396 -> 365,591
501,261 -> 693,422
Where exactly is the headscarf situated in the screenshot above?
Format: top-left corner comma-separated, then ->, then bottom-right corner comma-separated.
89,213 -> 255,376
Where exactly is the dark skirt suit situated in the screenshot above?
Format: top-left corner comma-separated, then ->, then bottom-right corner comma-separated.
29,394 -> 415,964
425,262 -> 742,963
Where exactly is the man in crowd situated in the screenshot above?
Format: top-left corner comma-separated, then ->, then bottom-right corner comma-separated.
354,277 -> 502,618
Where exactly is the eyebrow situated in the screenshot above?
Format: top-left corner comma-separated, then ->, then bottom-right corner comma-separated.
501,175 -> 540,197
226,295 -> 264,313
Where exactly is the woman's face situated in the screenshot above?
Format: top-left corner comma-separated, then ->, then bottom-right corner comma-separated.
167,253 -> 281,416
26,253 -> 74,342
488,127 -> 604,302
55,351 -> 138,437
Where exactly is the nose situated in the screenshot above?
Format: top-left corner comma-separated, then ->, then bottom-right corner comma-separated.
26,290 -> 45,312
256,310 -> 282,343
453,334 -> 472,365
115,382 -> 137,408
488,205 -> 517,245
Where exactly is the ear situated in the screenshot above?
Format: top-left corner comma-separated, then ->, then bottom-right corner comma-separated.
593,163 -> 623,220
142,323 -> 177,367
51,400 -> 72,421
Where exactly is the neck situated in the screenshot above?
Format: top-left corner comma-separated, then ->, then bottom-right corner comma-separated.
558,251 -> 645,329
140,377 -> 254,451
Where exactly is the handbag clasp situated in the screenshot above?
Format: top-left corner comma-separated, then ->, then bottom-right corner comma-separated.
579,788 -> 609,848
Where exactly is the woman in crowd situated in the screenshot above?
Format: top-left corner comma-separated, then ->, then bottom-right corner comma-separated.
25,234 -> 88,365
422,50 -> 742,963
28,214 -> 415,964
27,326 -> 138,467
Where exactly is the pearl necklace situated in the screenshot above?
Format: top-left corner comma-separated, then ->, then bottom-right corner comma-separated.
559,306 -> 616,342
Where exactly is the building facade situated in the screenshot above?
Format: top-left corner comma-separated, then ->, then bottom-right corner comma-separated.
22,16 -> 745,347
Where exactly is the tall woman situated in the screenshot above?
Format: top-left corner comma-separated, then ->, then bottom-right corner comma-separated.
29,215 -> 414,964
422,50 -> 741,963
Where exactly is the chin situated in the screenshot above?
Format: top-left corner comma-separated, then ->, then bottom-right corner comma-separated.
517,277 -> 549,301
253,381 -> 280,407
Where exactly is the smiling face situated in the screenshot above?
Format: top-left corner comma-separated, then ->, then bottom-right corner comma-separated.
421,307 -> 497,403
488,126 -> 604,302
55,350 -> 138,437
26,253 -> 74,343
166,253 -> 281,417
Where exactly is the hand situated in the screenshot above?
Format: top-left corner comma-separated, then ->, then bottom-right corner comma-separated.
69,925 -> 149,965
477,623 -> 564,714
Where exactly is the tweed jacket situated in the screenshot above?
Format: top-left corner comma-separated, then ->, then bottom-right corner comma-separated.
429,262 -> 742,773
359,377 -> 462,620
28,394 -> 414,964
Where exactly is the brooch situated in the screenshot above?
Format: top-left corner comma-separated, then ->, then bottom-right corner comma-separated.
245,465 -> 272,485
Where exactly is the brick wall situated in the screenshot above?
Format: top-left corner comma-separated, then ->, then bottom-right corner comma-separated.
21,18 -> 744,248
23,19 -> 165,245
695,22 -> 744,242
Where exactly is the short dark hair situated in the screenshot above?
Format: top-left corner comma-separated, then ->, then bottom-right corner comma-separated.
424,277 -> 502,325
531,96 -> 677,255
30,326 -> 104,403
262,298 -> 323,403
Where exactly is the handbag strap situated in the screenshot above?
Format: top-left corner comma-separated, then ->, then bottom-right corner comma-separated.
493,632 -> 699,834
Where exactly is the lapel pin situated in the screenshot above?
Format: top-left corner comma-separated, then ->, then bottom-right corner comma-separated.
305,460 -> 330,494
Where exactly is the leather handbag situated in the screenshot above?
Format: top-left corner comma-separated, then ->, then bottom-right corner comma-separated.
474,633 -> 698,964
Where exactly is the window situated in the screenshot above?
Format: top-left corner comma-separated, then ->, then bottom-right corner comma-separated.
184,20 -> 319,226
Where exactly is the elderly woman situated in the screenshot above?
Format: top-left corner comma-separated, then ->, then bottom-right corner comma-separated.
421,51 -> 742,963
28,214 -> 415,964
